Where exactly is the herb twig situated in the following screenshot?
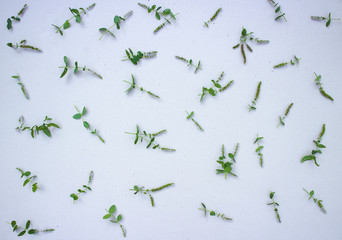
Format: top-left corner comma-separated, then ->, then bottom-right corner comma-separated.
12,74 -> 29,100
7,4 -> 27,30
124,74 -> 159,99
8,220 -> 54,237
199,72 -> 234,102
73,106 -> 105,143
103,205 -> 126,237
267,192 -> 281,223
216,143 -> 239,179
185,111 -> 204,131
16,168 -> 40,192
254,135 -> 264,167
130,183 -> 174,207
16,116 -> 60,138
7,40 -> 41,52
203,8 -> 222,27
273,56 -> 300,68
301,124 -> 326,167
248,81 -> 262,111
199,203 -> 232,222
303,188 -> 327,213
125,125 -> 175,152
314,73 -> 334,101
278,103 -> 294,127
175,56 -> 201,73
122,48 -> 157,65
137,3 -> 178,34
99,11 -> 133,40
311,12 -> 340,27
138,3 -> 176,20
233,28 -> 269,64
153,13 -> 179,34
268,0 -> 287,22
59,56 -> 102,79
70,171 -> 94,203
52,3 -> 95,36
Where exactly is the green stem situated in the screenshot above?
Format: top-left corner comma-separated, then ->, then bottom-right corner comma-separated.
75,106 -> 104,143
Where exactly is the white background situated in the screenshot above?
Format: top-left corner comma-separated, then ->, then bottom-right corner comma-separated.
1,0 -> 342,239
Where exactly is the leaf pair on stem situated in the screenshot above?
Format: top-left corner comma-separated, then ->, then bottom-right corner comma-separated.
12,74 -> 29,100
185,111 -> 204,131
216,144 -> 239,179
311,12 -> 340,27
70,171 -> 94,203
73,106 -> 105,143
7,40 -> 41,52
254,135 -> 264,167
16,116 -> 60,138
123,74 -> 160,99
52,3 -> 96,36
103,205 -> 126,237
130,183 -> 174,207
301,124 -> 326,167
99,11 -> 133,39
7,4 -> 27,30
199,203 -> 232,222
175,56 -> 201,73
16,168 -> 40,192
200,72 -> 234,102
267,192 -> 281,223
233,28 -> 269,64
125,125 -> 176,152
122,48 -> 157,65
60,56 -> 103,79
9,220 -> 54,237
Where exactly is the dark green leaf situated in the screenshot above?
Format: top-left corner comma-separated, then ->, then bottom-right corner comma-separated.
23,179 -> 30,187
47,123 -> 60,128
63,20 -> 70,29
117,214 -> 122,221
74,61 -> 78,74
155,12 -> 161,20
28,229 -> 37,234
163,9 -> 171,15
82,107 -> 86,115
11,221 -> 16,227
24,171 -> 31,176
75,15 -> 81,23
270,192 -> 275,199
275,6 -> 281,13
326,20 -> 331,27
134,185 -> 139,191
18,230 -> 26,236
42,126 -> 51,137
99,28 -> 107,31
210,211 -> 215,216
103,214 -> 111,219
317,144 -> 326,148
7,43 -> 13,47
109,205 -> 116,214
73,113 -> 82,119
208,88 -> 216,96
25,220 -> 30,229
7,18 -> 12,30
228,153 -> 234,159
256,146 -> 264,152
301,155 -> 315,162
187,111 -> 194,119
114,15 -> 120,24
83,121 -> 89,129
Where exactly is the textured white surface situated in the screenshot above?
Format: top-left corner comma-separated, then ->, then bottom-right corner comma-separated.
0,0 -> 342,239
